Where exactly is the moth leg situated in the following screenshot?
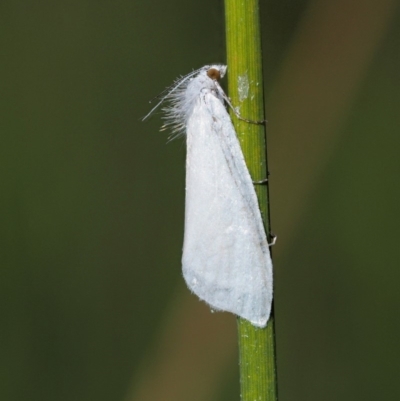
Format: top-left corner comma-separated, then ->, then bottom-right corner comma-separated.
253,171 -> 270,185
268,233 -> 277,247
253,178 -> 268,185
214,82 -> 267,125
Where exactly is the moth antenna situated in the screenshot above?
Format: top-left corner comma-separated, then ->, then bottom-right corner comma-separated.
142,66 -> 208,121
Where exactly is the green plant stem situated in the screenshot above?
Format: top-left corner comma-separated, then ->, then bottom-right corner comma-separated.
224,0 -> 278,400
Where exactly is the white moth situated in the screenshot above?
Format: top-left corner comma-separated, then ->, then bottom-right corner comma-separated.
144,65 -> 273,328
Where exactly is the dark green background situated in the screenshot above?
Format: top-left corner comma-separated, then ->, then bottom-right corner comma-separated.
2,1 -> 400,400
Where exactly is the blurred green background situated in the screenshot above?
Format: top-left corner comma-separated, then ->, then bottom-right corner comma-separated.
2,1 -> 400,400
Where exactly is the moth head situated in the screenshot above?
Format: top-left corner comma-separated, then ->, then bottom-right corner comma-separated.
207,65 -> 227,81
